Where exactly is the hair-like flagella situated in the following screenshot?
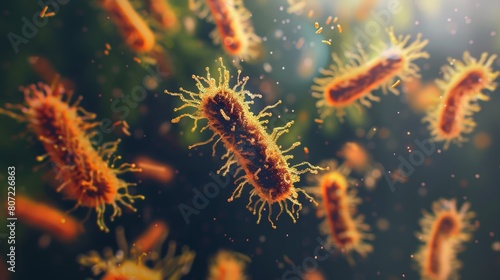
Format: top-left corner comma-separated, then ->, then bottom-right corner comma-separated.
0,83 -> 143,232
166,58 -> 325,228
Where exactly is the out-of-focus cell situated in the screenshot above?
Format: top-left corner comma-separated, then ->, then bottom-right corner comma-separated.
338,142 -> 383,190
423,52 -> 498,150
135,156 -> 175,185
79,226 -> 195,280
208,250 -> 251,280
0,83 -> 143,232
473,132 -> 491,150
132,220 -> 169,253
14,195 -> 83,243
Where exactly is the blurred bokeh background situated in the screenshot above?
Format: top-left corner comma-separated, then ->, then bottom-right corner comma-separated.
1,0 -> 500,279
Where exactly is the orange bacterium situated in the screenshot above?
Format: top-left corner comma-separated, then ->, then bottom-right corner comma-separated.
303,270 -> 326,280
415,199 -> 476,280
99,0 -> 156,53
306,161 -> 373,263
403,78 -> 441,113
79,226 -> 195,280
165,58 -> 325,228
312,28 -> 429,120
423,52 -> 498,149
14,195 -> 83,242
148,0 -> 179,31
338,142 -> 382,189
0,257 -> 8,280
208,250 -> 250,280
189,0 -> 262,61
0,83 -> 143,232
132,220 -> 169,253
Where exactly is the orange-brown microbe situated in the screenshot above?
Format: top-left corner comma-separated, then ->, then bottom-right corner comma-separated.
190,0 -> 262,61
208,250 -> 250,280
0,83 -> 143,232
148,0 -> 179,31
312,27 -> 429,121
423,52 -> 498,149
79,226 -> 195,280
99,0 -> 156,52
135,156 -> 175,184
132,220 -> 169,253
415,199 -> 476,280
166,58 -> 325,228
14,195 -> 83,242
306,161 -> 373,264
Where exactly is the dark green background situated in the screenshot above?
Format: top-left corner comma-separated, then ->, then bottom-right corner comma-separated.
1,0 -> 499,279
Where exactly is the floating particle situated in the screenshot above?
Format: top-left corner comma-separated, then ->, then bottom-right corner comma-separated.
165,58 -> 325,228
40,6 -> 48,18
389,169 -> 409,184
295,37 -> 305,49
133,220 -> 169,253
392,79 -> 401,88
376,218 -> 390,231
135,156 -> 175,184
322,40 -> 331,46
112,120 -> 131,136
133,57 -> 142,64
338,142 -> 382,190
148,0 -> 179,31
99,0 -> 156,52
492,241 -> 500,252
326,16 -> 333,25
337,24 -> 343,33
